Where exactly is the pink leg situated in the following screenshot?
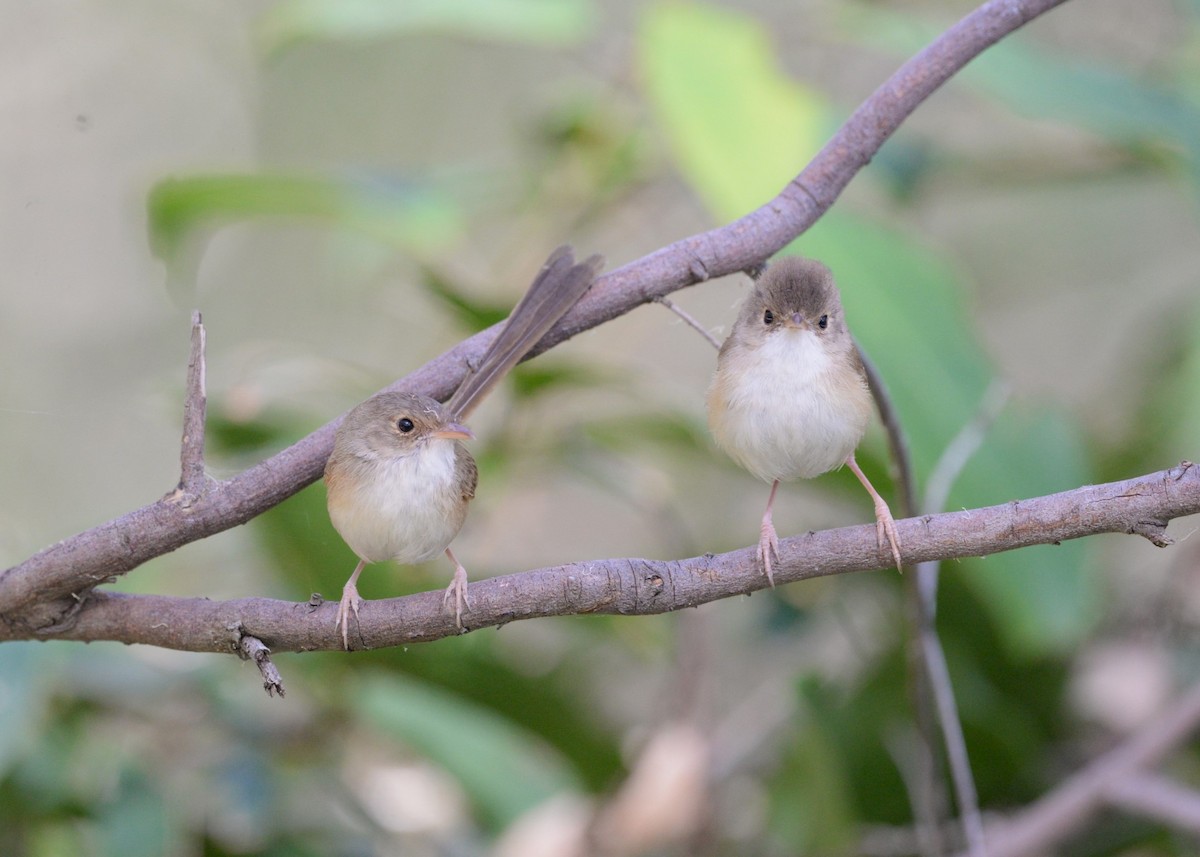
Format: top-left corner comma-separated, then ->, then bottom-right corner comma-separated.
442,547 -> 472,629
334,559 -> 367,650
845,454 -> 903,571
758,480 -> 781,587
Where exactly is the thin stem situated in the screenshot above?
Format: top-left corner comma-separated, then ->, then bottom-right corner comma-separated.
178,310 -> 208,497
914,380 -> 1011,857
656,296 -> 723,350
860,341 -> 947,852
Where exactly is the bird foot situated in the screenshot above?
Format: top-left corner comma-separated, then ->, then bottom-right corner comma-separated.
334,582 -> 363,650
758,517 -> 780,587
873,497 -> 903,572
442,564 -> 472,629
845,454 -> 903,572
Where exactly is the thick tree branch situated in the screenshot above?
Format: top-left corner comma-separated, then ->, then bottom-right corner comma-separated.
0,0 -> 1070,629
5,463 -> 1196,653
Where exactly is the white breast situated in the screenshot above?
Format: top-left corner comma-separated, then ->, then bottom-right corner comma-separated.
329,439 -> 466,565
708,330 -> 871,483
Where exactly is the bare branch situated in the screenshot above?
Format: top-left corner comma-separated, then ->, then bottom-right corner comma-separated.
1106,773 -> 1200,834
237,633 -> 285,698
178,309 -> 208,498
4,463 -> 1196,653
911,379 -> 1012,857
656,296 -> 723,350
0,0 -> 1071,629
964,677 -> 1200,857
921,622 -> 985,857
924,380 -> 1012,523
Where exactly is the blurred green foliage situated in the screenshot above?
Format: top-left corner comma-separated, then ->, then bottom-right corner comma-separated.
6,1 -> 1200,856
148,174 -> 462,302
259,0 -> 598,55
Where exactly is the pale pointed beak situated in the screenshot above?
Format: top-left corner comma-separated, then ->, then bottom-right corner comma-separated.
433,422 -> 475,441
789,312 -> 807,327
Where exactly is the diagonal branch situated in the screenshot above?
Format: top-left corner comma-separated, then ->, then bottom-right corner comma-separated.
1106,773 -> 1200,833
961,676 -> 1200,857
4,462 -> 1196,653
0,0 -> 1072,629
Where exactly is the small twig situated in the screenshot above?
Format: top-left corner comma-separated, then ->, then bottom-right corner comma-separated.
883,723 -> 950,856
921,623 -> 985,857
923,380 -> 1012,525
1106,773 -> 1200,833
655,296 -> 723,350
912,380 -> 1011,857
709,678 -> 796,781
859,342 -> 946,852
918,379 -> 1011,616
178,310 -> 208,497
857,343 -> 918,519
238,633 -> 285,698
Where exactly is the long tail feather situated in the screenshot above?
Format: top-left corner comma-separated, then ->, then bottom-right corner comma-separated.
447,246 -> 604,420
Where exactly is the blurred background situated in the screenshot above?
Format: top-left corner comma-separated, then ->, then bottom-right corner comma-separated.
3,0 -> 1200,854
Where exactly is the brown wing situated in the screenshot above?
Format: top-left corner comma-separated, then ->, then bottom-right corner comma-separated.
457,445 -> 479,502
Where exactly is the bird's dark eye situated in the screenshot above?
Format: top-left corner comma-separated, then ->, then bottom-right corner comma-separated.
818,314 -> 829,330
763,309 -> 774,325
397,417 -> 415,433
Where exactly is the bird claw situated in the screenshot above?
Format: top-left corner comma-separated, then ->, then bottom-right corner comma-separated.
443,565 -> 471,630
758,518 -> 780,587
334,583 -> 363,651
873,498 -> 903,572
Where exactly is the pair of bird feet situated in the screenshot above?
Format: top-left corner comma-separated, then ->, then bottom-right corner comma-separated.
333,472 -> 903,649
756,462 -> 904,587
333,555 -> 470,651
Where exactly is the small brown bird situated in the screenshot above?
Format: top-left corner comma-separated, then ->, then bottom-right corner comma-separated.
706,256 -> 902,585
325,247 -> 604,647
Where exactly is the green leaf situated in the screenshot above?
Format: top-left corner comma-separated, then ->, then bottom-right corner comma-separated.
96,771 -> 174,857
418,267 -> 511,332
358,672 -> 581,829
0,644 -> 55,777
147,173 -> 462,300
259,0 -> 597,55
850,8 -> 1200,181
969,44 -> 1200,177
508,362 -> 613,400
579,411 -> 712,456
639,1 -> 829,220
1158,308 -> 1200,464
952,409 -> 1097,652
